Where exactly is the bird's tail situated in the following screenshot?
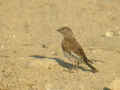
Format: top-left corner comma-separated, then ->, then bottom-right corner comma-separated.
84,56 -> 98,73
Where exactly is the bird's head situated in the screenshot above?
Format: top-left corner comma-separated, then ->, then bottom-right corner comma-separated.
57,26 -> 73,37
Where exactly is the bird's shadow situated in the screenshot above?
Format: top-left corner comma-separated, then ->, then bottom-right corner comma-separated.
29,55 -> 92,72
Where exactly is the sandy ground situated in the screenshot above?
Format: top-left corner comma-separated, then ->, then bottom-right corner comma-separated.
0,0 -> 120,90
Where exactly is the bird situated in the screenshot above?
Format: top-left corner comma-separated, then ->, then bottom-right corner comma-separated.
57,26 -> 98,73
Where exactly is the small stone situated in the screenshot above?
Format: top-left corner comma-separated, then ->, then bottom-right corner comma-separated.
105,31 -> 114,37
51,51 -> 57,56
42,44 -> 48,48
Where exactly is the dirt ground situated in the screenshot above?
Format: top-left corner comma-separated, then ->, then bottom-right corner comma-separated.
0,0 -> 120,90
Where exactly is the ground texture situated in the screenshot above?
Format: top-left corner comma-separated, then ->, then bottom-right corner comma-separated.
0,0 -> 120,90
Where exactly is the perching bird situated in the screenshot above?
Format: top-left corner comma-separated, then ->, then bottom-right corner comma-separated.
57,26 -> 98,73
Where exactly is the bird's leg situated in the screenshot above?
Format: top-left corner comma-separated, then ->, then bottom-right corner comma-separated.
72,59 -> 81,70
76,60 -> 80,68
63,57 -> 74,73
68,59 -> 78,73
73,60 -> 78,69
70,59 -> 75,69
72,60 -> 80,72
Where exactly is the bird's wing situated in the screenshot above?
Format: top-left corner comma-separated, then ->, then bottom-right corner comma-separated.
61,37 -> 88,60
70,38 -> 90,61
72,39 -> 86,55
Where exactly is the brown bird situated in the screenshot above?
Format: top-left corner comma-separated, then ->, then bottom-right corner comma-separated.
57,26 -> 98,73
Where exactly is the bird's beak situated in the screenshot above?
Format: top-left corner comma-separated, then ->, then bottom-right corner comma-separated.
56,28 -> 61,32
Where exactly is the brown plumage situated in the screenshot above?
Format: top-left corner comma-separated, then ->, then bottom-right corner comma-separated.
57,26 -> 98,73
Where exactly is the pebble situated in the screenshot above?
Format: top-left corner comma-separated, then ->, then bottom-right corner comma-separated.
42,44 -> 48,48
105,31 -> 114,37
50,51 -> 57,56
